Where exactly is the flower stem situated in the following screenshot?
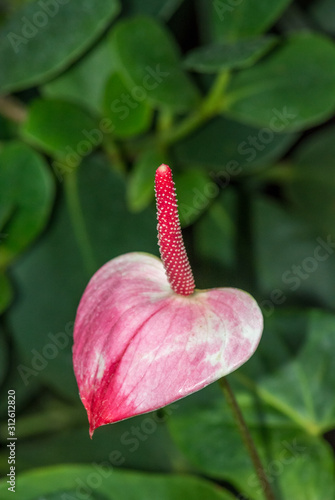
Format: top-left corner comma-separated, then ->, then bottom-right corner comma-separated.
219,377 -> 276,500
159,71 -> 230,147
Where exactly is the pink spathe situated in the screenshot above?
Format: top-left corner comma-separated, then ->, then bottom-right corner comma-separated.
73,164 -> 263,437
73,253 -> 263,437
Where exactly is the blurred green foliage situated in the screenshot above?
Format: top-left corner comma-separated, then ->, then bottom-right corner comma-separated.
0,0 -> 335,498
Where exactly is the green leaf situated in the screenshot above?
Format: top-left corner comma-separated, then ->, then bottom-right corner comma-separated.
285,125 -> 335,236
225,34 -> 335,131
0,0 -> 120,93
112,16 -> 200,112
0,142 -> 54,266
25,491 -> 108,500
309,0 -> 335,35
6,153 -> 158,399
103,72 -> 153,137
174,169 -> 218,227
0,465 -> 235,500
0,329 -> 8,386
174,116 -> 297,172
184,36 -> 277,73
42,35 -> 116,113
0,272 -> 13,314
195,189 -> 237,273
197,0 -> 291,42
22,99 -> 102,165
121,0 -> 185,20
127,148 -> 166,212
0,114 -> 16,141
253,196 -> 335,312
238,308 -> 335,435
168,381 -> 335,500
0,347 -> 40,420
0,409 -> 191,475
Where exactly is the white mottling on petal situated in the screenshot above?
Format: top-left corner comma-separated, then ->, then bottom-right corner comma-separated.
96,355 -> 106,380
73,252 -> 263,435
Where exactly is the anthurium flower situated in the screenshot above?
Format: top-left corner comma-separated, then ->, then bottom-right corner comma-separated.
73,165 -> 263,436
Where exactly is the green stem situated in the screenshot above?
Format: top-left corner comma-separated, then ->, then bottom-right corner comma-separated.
0,96 -> 27,123
219,378 -> 277,500
158,101 -> 206,147
254,163 -> 295,184
64,171 -> 97,276
102,137 -> 127,175
235,372 -> 320,436
159,71 -> 230,147
157,107 -> 174,133
202,71 -> 231,115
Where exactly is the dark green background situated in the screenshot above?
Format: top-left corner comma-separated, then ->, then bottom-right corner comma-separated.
0,1 -> 334,499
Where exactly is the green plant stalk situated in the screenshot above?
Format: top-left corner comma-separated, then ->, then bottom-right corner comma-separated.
159,71 -> 230,147
235,372 -> 320,436
0,96 -> 27,123
64,170 -> 97,276
157,106 -> 174,133
254,163 -> 295,183
102,136 -> 127,175
219,377 -> 277,500
202,70 -> 231,115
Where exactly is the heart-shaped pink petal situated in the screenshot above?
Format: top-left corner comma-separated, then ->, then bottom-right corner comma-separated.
73,252 -> 263,436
